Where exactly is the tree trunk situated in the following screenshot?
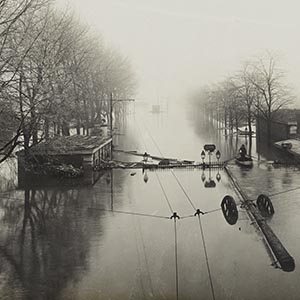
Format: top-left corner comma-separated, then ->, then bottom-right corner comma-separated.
62,120 -> 70,136
248,135 -> 253,157
32,120 -> 38,145
267,119 -> 272,144
224,109 -> 228,136
76,117 -> 81,135
44,118 -> 50,140
267,108 -> 272,144
247,108 -> 252,136
235,112 -> 239,133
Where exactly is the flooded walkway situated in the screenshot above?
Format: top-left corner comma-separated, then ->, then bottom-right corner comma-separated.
0,103 -> 300,299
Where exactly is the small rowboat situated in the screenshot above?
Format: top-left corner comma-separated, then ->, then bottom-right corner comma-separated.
235,155 -> 253,167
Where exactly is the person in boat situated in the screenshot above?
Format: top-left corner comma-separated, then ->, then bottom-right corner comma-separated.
239,144 -> 247,159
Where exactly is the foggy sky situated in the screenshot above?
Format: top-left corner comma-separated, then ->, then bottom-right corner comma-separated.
56,0 -> 300,104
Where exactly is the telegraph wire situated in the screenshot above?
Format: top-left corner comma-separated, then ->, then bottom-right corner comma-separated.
137,117 -> 181,299
171,170 -> 197,210
87,207 -> 170,219
174,218 -> 179,300
155,172 -> 174,214
240,185 -> 300,203
135,117 -> 174,214
197,214 -> 216,300
140,120 -> 197,210
181,208 -> 222,219
204,208 -> 222,215
142,119 -> 216,300
269,186 -> 300,198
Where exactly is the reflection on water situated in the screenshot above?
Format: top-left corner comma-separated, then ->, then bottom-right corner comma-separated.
0,175 -> 116,300
1,103 -> 300,299
0,158 -> 17,193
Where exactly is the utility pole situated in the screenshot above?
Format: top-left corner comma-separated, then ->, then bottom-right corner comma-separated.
109,93 -> 135,136
110,92 -> 113,136
108,92 -> 134,157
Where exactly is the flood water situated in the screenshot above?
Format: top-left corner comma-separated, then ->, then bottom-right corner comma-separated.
0,102 -> 300,300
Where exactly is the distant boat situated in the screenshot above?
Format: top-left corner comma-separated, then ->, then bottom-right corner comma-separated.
237,128 -> 256,136
235,155 -> 253,167
151,105 -> 161,113
238,129 -> 249,136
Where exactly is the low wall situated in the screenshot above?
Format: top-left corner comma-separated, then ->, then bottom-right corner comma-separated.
257,116 -> 290,142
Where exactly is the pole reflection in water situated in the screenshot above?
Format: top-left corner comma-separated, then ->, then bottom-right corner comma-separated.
2,103 -> 300,299
202,167 -> 220,188
216,171 -> 221,182
143,170 -> 149,183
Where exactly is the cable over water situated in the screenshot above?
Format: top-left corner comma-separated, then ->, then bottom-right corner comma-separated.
174,218 -> 179,300
171,170 -> 197,210
141,119 -> 216,299
140,119 -> 198,211
181,208 -> 222,219
155,172 -> 174,214
197,215 -> 216,300
87,207 -> 170,219
269,186 -> 300,197
134,116 -> 175,214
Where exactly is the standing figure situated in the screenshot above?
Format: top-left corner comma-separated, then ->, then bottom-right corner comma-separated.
239,144 -> 247,158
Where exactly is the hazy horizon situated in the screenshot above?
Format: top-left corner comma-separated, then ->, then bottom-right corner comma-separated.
56,0 -> 300,106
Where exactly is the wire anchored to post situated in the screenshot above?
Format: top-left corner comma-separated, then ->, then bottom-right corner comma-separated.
194,208 -> 205,216
170,212 -> 180,219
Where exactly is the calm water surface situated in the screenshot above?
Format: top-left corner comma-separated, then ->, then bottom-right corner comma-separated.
0,103 -> 300,300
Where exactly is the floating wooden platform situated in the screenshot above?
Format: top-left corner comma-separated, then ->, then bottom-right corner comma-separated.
114,149 -> 193,163
99,161 -> 225,170
111,149 -> 224,170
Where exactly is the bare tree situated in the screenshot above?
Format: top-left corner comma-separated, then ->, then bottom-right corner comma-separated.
232,65 -> 259,136
246,54 -> 293,143
0,1 -> 136,163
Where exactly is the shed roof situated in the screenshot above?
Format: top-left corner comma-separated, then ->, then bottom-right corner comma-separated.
20,135 -> 112,156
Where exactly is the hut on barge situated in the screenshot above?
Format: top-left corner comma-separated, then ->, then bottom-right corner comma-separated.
17,135 -> 112,185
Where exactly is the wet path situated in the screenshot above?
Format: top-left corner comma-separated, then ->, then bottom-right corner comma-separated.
0,103 -> 300,299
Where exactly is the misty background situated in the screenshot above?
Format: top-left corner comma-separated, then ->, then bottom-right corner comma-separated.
56,0 -> 300,104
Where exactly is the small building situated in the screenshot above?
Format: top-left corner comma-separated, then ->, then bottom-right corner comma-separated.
17,135 -> 112,185
257,111 -> 299,142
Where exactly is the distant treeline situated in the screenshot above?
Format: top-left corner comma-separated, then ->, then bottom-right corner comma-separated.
0,0 -> 136,163
191,53 -> 293,143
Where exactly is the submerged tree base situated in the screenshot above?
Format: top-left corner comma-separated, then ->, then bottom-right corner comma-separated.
23,161 -> 84,179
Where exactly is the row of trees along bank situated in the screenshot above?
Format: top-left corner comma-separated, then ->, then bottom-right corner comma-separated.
0,0 -> 136,163
191,54 -> 294,143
